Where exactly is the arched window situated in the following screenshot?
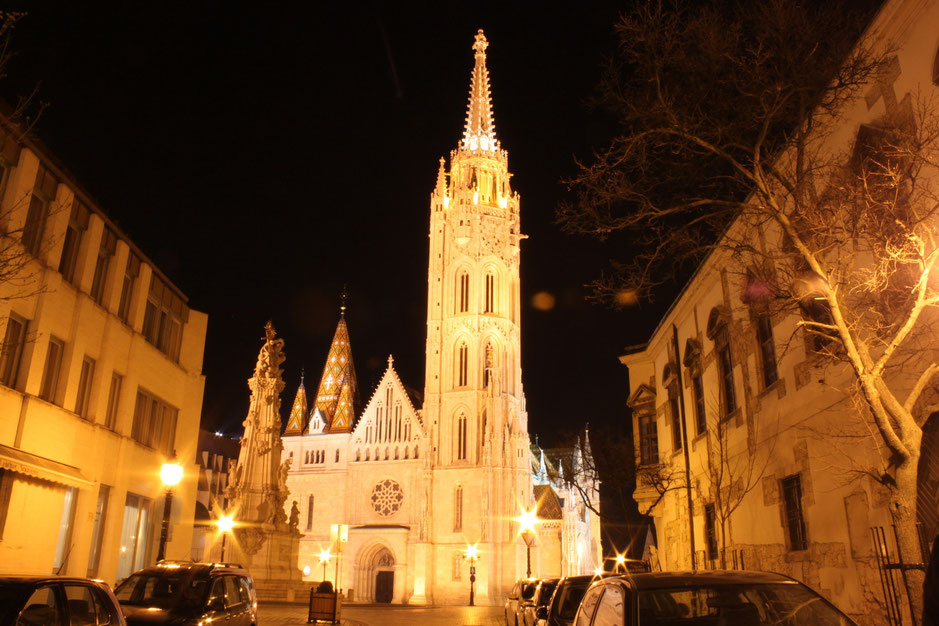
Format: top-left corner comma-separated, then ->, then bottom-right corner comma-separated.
454,485 -> 463,532
456,342 -> 468,387
395,404 -> 402,441
306,494 -> 314,531
394,447 -> 399,460
384,447 -> 390,460
404,447 -> 410,459
414,446 -> 419,459
457,412 -> 468,461
484,272 -> 496,313
457,271 -> 470,313
365,449 -> 370,461
335,449 -> 340,463
355,449 -> 361,462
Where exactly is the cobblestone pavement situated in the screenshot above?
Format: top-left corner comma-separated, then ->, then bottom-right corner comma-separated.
259,602 -> 504,626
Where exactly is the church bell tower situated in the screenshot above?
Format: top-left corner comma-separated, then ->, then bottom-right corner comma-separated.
422,29 -> 531,603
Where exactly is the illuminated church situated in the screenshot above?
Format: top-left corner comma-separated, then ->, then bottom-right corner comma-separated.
279,31 -> 600,605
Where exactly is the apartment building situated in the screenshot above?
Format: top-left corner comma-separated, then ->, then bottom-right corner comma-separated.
0,118 -> 207,583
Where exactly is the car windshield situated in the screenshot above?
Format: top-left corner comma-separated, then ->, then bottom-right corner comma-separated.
537,581 -> 558,606
0,583 -> 31,623
556,582 -> 590,620
115,572 -> 206,609
638,582 -> 853,625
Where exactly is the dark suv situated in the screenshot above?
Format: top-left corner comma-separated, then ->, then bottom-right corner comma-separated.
114,561 -> 257,626
0,576 -> 125,626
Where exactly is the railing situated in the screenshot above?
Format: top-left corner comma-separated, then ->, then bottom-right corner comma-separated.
870,523 -> 930,626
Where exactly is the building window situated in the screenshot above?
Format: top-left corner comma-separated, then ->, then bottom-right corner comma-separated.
707,310 -> 737,417
453,552 -> 462,581
692,373 -> 706,436
58,200 -> 90,285
39,336 -> 65,404
0,469 -> 12,540
105,373 -> 122,430
335,449 -> 340,463
457,343 -> 468,387
638,413 -> 659,465
118,253 -> 141,324
484,272 -> 495,313
704,503 -> 718,564
668,386 -> 682,452
142,275 -> 188,362
458,272 -> 469,312
0,313 -> 27,389
454,485 -> 463,532
86,484 -> 110,577
90,227 -> 117,305
22,165 -> 57,257
755,312 -> 778,388
306,494 -> 314,531
53,486 -> 78,572
74,356 -> 96,419
457,413 -> 467,460
116,493 -> 151,580
782,474 -> 807,551
131,388 -> 178,455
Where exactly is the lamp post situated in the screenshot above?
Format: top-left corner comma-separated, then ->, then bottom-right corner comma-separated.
216,514 -> 235,562
464,544 -> 479,606
516,507 -> 539,579
157,457 -> 183,562
318,549 -> 333,583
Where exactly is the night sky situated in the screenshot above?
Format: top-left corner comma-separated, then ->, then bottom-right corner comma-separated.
2,3 -> 671,446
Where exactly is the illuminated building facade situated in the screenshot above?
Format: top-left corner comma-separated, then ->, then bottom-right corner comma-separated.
281,31 -> 600,604
0,119 -> 207,582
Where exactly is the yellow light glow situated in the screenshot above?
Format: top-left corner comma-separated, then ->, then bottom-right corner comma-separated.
515,507 -> 539,534
473,191 -> 479,204
216,515 -> 235,533
443,195 -> 450,208
594,568 -> 604,576
499,196 -> 507,209
464,543 -> 479,561
615,553 -> 626,565
318,548 -> 333,564
160,462 -> 183,487
302,565 -> 311,576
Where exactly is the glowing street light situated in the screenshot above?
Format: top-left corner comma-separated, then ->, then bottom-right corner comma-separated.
157,456 -> 183,561
216,514 -> 235,561
614,553 -> 626,573
516,507 -> 540,578
318,548 -> 333,582
464,544 -> 480,606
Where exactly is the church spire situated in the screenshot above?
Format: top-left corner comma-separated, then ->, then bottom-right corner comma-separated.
283,371 -> 308,435
461,29 -> 499,153
311,298 -> 359,433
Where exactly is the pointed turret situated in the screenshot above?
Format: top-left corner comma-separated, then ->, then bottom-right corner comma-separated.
284,372 -> 308,435
461,29 -> 499,153
311,297 -> 359,433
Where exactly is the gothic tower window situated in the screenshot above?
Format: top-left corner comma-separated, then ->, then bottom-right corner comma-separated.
457,412 -> 468,460
484,272 -> 496,313
457,271 -> 470,313
454,485 -> 463,531
456,342 -> 468,387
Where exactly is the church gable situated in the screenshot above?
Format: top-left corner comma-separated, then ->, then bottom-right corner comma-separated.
351,357 -> 425,461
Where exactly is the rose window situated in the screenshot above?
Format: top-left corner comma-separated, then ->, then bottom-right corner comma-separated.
370,479 -> 404,516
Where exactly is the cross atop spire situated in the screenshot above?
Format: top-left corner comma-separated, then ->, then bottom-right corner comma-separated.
461,29 -> 499,153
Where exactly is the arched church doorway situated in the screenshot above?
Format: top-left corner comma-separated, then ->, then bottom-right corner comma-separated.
355,543 -> 396,603
917,412 -> 939,542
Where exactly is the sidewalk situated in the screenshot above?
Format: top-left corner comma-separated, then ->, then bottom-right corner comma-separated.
258,601 -> 504,626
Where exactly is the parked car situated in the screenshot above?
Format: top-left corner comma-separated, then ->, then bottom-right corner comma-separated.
114,561 -> 257,626
522,578 -> 559,626
572,570 -> 857,625
535,574 -> 609,626
0,575 -> 126,626
506,578 -> 539,626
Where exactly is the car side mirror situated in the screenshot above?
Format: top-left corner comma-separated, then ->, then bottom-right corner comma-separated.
536,606 -> 548,619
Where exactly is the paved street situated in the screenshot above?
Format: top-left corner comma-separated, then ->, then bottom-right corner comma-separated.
259,602 -> 504,626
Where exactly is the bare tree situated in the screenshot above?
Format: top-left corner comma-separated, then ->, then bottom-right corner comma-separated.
558,0 -> 935,613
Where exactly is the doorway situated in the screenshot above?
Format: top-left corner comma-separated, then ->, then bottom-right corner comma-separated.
375,571 -> 394,603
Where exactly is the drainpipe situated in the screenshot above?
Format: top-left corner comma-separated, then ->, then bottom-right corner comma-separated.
672,324 -> 697,570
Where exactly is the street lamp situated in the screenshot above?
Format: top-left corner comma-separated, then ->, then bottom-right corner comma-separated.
216,514 -> 235,562
614,553 -> 626,573
464,544 -> 479,606
318,548 -> 333,582
157,457 -> 183,561
516,507 -> 539,578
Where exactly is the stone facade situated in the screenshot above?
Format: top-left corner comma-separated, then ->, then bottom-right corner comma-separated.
619,1 -> 939,623
0,116 -> 207,583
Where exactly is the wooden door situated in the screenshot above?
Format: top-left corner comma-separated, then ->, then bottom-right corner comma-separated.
375,571 -> 394,603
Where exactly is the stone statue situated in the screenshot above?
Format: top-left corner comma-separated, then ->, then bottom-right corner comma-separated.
289,500 -> 300,531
